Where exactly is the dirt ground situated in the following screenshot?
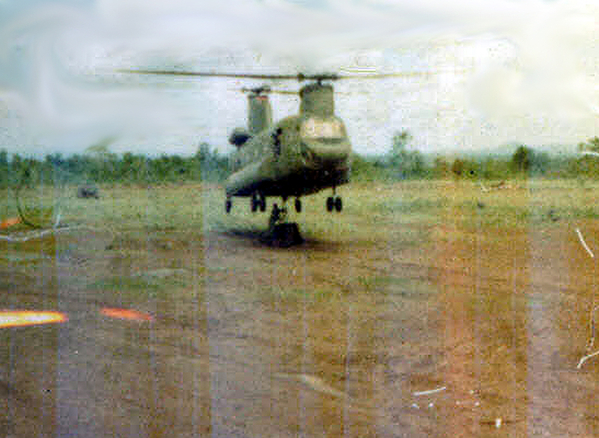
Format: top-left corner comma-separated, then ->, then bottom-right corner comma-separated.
2,181 -> 599,437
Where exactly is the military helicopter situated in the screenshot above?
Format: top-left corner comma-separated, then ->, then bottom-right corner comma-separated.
224,74 -> 351,220
121,69 -> 419,232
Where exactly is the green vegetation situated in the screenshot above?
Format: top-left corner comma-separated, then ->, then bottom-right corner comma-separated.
0,134 -> 597,194
350,134 -> 586,182
0,143 -> 229,189
350,130 -> 429,181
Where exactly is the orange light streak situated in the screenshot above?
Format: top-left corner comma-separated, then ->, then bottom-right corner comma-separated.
0,310 -> 68,328
0,217 -> 21,229
100,308 -> 153,322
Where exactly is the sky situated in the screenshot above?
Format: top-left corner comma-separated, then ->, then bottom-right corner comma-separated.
0,0 -> 598,157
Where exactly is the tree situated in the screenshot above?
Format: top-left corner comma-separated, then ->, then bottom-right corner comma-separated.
511,145 -> 531,174
578,137 -> 599,153
10,153 -> 23,186
0,150 -> 8,186
195,143 -> 229,182
350,154 -> 379,181
83,139 -> 117,183
386,130 -> 425,179
432,156 -> 449,178
390,131 -> 412,161
451,158 -> 465,178
577,137 -> 599,178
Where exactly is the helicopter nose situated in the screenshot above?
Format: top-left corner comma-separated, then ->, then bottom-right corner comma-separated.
303,139 -> 351,167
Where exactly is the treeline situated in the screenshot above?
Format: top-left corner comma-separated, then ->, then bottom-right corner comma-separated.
2,134 -> 599,187
0,144 -> 229,188
351,132 -> 599,182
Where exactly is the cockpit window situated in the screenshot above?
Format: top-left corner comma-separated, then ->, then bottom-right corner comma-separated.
300,118 -> 346,140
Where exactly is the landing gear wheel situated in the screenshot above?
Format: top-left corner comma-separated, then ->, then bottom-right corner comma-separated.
269,203 -> 288,229
271,204 -> 281,223
295,199 -> 302,213
334,197 -> 342,212
259,194 -> 266,212
326,197 -> 334,212
225,199 -> 232,213
251,194 -> 258,212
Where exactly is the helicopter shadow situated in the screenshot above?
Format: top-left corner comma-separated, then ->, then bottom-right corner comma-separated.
218,224 -> 343,252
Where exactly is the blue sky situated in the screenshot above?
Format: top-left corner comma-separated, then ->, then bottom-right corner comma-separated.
1,0 -> 598,157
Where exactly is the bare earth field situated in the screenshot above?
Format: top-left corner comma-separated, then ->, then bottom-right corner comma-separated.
2,180 -> 599,437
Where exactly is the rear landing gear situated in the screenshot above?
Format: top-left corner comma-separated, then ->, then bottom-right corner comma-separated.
295,198 -> 302,213
326,187 -> 342,213
326,196 -> 334,212
251,192 -> 266,213
260,195 -> 266,212
225,198 -> 232,213
335,197 -> 342,212
251,194 -> 258,212
326,196 -> 342,212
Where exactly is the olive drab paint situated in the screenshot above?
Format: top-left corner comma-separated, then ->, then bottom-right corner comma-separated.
300,83 -> 334,117
224,81 -> 351,202
248,94 -> 273,134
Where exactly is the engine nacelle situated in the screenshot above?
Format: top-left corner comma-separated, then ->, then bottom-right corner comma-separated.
229,128 -> 252,148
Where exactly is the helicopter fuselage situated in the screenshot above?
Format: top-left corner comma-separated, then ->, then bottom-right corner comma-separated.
120,69 -> 393,222
225,113 -> 351,199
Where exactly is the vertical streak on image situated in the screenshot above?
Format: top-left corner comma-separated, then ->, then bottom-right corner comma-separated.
524,183 -> 582,436
437,181 -> 481,436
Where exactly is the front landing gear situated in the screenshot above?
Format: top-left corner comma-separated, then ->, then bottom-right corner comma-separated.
269,203 -> 287,229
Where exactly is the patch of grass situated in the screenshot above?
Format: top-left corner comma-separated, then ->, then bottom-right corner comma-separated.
465,203 -> 532,229
373,198 -> 447,215
312,288 -> 344,301
88,274 -> 187,304
358,275 -> 436,299
259,286 -> 343,303
559,206 -> 599,221
89,276 -> 159,292
36,183 -> 207,232
0,252 -> 47,265
6,178 -> 599,248
453,180 -> 599,229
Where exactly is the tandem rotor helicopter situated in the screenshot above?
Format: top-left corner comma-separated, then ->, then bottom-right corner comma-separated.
122,68 -> 419,242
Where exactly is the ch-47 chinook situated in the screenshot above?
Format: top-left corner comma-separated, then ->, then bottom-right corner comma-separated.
121,70 -> 413,237
224,74 -> 350,220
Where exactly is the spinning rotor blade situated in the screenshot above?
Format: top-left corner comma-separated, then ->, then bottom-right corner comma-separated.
234,86 -> 298,95
269,90 -> 298,95
119,70 -> 315,81
336,71 -> 433,79
228,87 -> 356,96
119,69 -> 432,82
